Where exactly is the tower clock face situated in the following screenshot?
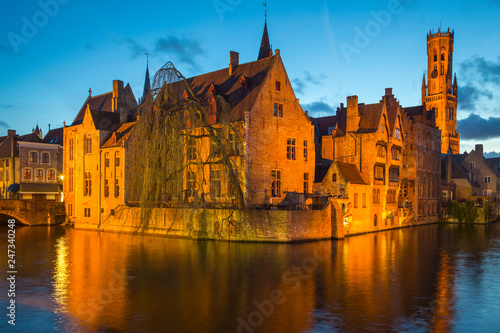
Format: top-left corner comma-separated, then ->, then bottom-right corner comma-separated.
431,69 -> 438,79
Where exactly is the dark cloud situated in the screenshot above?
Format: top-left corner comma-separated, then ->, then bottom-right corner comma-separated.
293,71 -> 327,95
302,101 -> 334,117
457,113 -> 500,140
155,36 -> 204,69
0,121 -> 10,129
458,85 -> 492,111
458,56 -> 500,111
123,38 -> 148,58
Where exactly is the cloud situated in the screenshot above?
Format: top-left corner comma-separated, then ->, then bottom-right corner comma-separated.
293,71 -> 327,95
458,56 -> 500,111
484,151 -> 500,159
302,101 -> 335,117
0,120 -> 10,129
458,85 -> 492,111
155,36 -> 204,69
457,113 -> 500,140
123,38 -> 148,58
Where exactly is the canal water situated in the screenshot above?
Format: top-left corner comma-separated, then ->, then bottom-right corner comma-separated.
1,223 -> 500,332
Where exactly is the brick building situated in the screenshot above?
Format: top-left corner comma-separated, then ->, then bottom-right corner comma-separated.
402,105 -> 441,223
64,21 -> 315,227
422,28 -> 459,154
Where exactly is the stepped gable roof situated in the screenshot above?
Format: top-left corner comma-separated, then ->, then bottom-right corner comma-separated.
313,116 -> 338,136
101,122 -> 136,148
182,55 -> 276,122
42,127 -> 64,145
336,162 -> 367,185
72,92 -> 114,125
314,161 -> 332,183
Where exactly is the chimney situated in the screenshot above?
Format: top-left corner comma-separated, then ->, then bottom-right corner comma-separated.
112,80 -> 127,123
346,95 -> 359,133
385,88 -> 393,96
7,129 -> 16,138
475,144 -> 484,156
229,51 -> 239,75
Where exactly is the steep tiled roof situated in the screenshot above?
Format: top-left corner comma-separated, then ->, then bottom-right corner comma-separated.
336,162 -> 367,185
42,127 -> 64,145
101,122 -> 136,148
313,116 -> 337,136
182,55 -> 276,122
72,92 -> 114,125
90,110 -> 120,131
18,133 -> 43,143
357,104 -> 382,134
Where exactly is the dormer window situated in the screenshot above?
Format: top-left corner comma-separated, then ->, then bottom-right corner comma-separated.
395,128 -> 401,140
275,81 -> 281,91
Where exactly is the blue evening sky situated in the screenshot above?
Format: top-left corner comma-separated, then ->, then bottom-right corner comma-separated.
1,0 -> 500,154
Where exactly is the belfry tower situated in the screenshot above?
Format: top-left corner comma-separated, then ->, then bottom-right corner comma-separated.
422,28 -> 459,154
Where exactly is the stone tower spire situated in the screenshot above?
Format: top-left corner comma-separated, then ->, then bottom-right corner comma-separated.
421,73 -> 427,103
258,2 -> 272,60
141,53 -> 151,104
423,28 -> 459,154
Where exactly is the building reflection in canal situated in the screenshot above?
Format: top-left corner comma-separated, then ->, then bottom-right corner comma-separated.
7,223 -> 499,332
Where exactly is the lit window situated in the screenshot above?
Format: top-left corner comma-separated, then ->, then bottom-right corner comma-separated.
271,170 -> 281,197
392,147 -> 400,160
30,152 -> 38,163
274,103 -> 283,118
23,169 -> 32,180
286,138 -> 296,160
35,169 -> 44,181
47,170 -> 55,181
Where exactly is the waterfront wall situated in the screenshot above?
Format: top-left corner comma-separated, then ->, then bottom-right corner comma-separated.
75,203 -> 337,242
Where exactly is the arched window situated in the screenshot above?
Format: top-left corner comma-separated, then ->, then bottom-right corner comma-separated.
23,168 -> 32,180
433,53 -> 437,62
42,152 -> 50,164
29,152 -> 38,163
35,169 -> 44,181
85,135 -> 92,154
47,169 -> 56,181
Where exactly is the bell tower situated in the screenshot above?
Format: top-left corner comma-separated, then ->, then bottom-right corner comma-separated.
422,28 -> 459,154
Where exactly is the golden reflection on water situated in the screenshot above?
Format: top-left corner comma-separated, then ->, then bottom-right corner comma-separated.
52,236 -> 70,312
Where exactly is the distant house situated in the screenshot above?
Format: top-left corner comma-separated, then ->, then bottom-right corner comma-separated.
0,126 -> 63,201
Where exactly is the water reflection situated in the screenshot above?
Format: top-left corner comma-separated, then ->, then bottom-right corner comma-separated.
4,223 -> 500,332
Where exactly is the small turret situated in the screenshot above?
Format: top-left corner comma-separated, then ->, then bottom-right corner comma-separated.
421,73 -> 427,103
